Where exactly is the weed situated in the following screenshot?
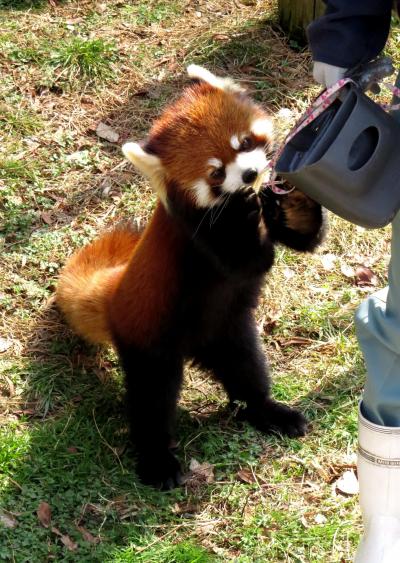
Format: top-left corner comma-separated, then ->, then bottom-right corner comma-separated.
50,37 -> 118,81
121,1 -> 182,26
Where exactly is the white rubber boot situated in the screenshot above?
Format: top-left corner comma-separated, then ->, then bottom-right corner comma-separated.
355,405 -> 400,562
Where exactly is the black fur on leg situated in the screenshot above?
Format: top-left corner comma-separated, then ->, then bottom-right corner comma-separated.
109,180 -> 317,489
193,310 -> 308,438
117,343 -> 184,490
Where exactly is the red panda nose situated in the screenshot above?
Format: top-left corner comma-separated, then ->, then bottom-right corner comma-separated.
242,168 -> 258,184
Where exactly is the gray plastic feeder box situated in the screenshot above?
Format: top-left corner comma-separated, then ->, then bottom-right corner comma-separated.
275,83 -> 400,228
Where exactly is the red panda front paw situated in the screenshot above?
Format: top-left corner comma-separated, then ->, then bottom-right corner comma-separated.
136,449 -> 183,490
240,399 -> 308,438
237,187 -> 262,227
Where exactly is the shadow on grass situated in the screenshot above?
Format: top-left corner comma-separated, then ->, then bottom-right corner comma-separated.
0,300 -> 363,561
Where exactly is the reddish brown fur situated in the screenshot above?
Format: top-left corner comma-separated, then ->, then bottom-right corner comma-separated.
57,225 -> 141,344
107,204 -> 183,348
58,81 -> 271,348
57,204 -> 184,348
280,190 -> 322,234
146,83 -> 270,201
55,72 -> 321,489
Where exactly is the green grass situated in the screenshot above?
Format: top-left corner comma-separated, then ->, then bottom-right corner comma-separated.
0,0 -> 46,9
50,37 -> 118,81
121,1 -> 182,26
1,0 -> 399,561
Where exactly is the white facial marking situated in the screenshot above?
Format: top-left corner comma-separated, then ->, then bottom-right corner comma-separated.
223,148 -> 268,193
224,162 -> 243,193
236,147 -> 268,171
250,118 -> 273,138
230,135 -> 240,150
192,179 -> 214,207
207,157 -> 223,168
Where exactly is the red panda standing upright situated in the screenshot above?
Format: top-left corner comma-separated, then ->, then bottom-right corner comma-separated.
57,66 -> 325,489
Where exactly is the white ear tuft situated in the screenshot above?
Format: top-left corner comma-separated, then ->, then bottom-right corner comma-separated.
187,64 -> 244,93
122,142 -> 162,178
250,118 -> 274,138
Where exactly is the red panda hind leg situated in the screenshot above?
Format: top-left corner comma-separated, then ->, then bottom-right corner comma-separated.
194,310 -> 308,438
119,344 -> 184,490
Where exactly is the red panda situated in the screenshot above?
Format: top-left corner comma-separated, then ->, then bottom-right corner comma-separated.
57,65 -> 324,490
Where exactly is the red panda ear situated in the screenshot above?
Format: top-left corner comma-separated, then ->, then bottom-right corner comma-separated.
122,142 -> 168,205
187,64 -> 245,94
122,142 -> 163,179
250,117 -> 274,138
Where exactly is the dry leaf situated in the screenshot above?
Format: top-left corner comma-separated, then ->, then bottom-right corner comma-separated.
65,17 -> 83,24
314,513 -> 327,525
183,458 -> 214,485
212,33 -> 229,42
237,468 -> 256,484
283,267 -> 295,280
356,266 -> 378,286
239,65 -> 258,74
37,501 -> 51,528
96,3 -> 107,13
189,458 -> 200,471
61,534 -> 78,551
41,211 -> 53,225
262,318 -> 277,335
320,253 -> 337,271
300,515 -> 309,528
0,375 -> 15,397
242,504 -> 254,526
51,527 -> 78,551
171,501 -> 198,515
279,337 -> 314,347
0,338 -> 13,353
335,470 -> 359,496
95,122 -> 119,143
0,511 -> 18,529
340,263 -> 355,278
76,525 -> 99,544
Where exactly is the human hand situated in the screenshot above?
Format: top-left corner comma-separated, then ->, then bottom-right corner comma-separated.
313,61 -> 347,88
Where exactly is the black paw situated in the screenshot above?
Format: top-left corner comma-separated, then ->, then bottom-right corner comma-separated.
259,185 -> 281,229
240,399 -> 308,438
136,449 -> 183,490
233,187 -> 262,227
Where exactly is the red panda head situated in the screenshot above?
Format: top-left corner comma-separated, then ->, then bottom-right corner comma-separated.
122,65 -> 273,209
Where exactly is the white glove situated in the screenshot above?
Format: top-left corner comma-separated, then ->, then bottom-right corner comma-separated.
313,61 -> 347,88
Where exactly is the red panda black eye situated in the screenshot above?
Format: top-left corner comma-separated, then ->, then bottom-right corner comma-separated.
239,137 -> 255,152
209,167 -> 226,182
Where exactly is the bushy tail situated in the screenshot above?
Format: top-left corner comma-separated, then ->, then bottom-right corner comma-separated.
57,223 -> 141,345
